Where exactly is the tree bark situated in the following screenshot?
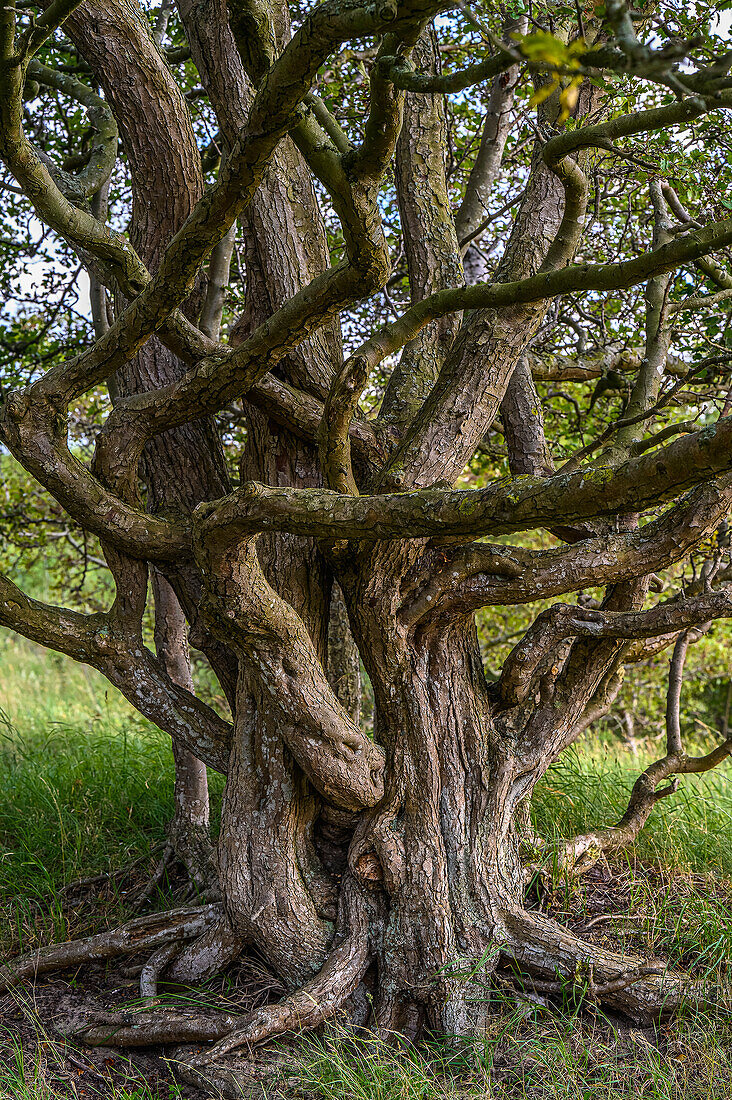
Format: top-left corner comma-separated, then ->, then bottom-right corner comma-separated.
62,0 -> 230,877
3,0 -> 730,1066
153,572 -> 216,890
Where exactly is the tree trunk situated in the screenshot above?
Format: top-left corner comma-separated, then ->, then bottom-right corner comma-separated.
62,0 -> 231,883
6,1 -> 725,1069
338,550 -> 522,1036
153,572 -> 216,891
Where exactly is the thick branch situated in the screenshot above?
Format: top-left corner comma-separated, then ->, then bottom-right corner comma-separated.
376,26 -> 464,432
0,393 -> 188,559
0,572 -> 232,772
194,423 -> 732,544
194,532 -> 385,811
412,480 -> 732,620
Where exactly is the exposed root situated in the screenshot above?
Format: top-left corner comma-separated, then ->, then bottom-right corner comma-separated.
0,903 -> 221,993
499,907 -> 712,1020
130,833 -> 220,911
61,1008 -> 242,1047
190,875 -> 372,1066
165,915 -> 245,985
517,963 -> 666,1000
139,942 -> 182,1001
173,1045 -> 296,1100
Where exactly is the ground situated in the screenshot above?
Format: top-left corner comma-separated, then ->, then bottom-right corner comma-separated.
0,632 -> 731,1099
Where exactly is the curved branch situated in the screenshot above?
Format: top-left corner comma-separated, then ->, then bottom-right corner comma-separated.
194,529 -> 385,811
549,737 -> 732,876
95,7 -> 423,497
359,210 -> 732,417
50,145 -> 732,508
0,15 -> 147,296
193,424 -> 732,545
21,0 -> 84,57
32,0 -> 443,406
27,59 -> 117,199
383,42 -> 517,94
498,589 -> 732,708
375,88 -> 720,492
410,480 -> 732,621
0,394 -> 188,559
0,572 -> 233,773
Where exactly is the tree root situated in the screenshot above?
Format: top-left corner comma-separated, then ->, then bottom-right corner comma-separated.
129,834 -> 220,911
165,915 -> 245,985
173,1045 -> 296,1100
60,1008 -> 243,1047
57,876 -> 371,1062
139,942 -> 182,1001
0,903 -> 221,993
189,875 -> 372,1066
499,907 -> 712,1020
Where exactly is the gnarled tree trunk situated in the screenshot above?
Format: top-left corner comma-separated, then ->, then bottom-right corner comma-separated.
1,0 -> 732,1076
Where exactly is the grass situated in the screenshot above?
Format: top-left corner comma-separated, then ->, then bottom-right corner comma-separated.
1,629 -> 732,1098
534,743 -> 732,876
0,631 -> 221,955
0,996 -> 186,1099
283,1013 -> 732,1099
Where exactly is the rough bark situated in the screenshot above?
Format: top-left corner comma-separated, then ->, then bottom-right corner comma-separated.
61,0 -> 232,873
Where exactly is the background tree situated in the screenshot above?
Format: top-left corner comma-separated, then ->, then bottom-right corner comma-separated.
1,0 -> 732,1071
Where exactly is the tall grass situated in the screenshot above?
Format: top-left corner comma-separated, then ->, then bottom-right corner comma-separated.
0,631 -> 224,955
284,1014 -> 732,1100
534,742 -> 732,875
0,636 -> 169,891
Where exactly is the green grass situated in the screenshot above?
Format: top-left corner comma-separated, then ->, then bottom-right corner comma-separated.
0,631 -> 222,954
534,743 -> 732,875
283,1014 -> 732,1100
1,630 -> 732,1099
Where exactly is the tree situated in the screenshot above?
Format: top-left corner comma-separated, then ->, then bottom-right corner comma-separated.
1,0 -> 732,1070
